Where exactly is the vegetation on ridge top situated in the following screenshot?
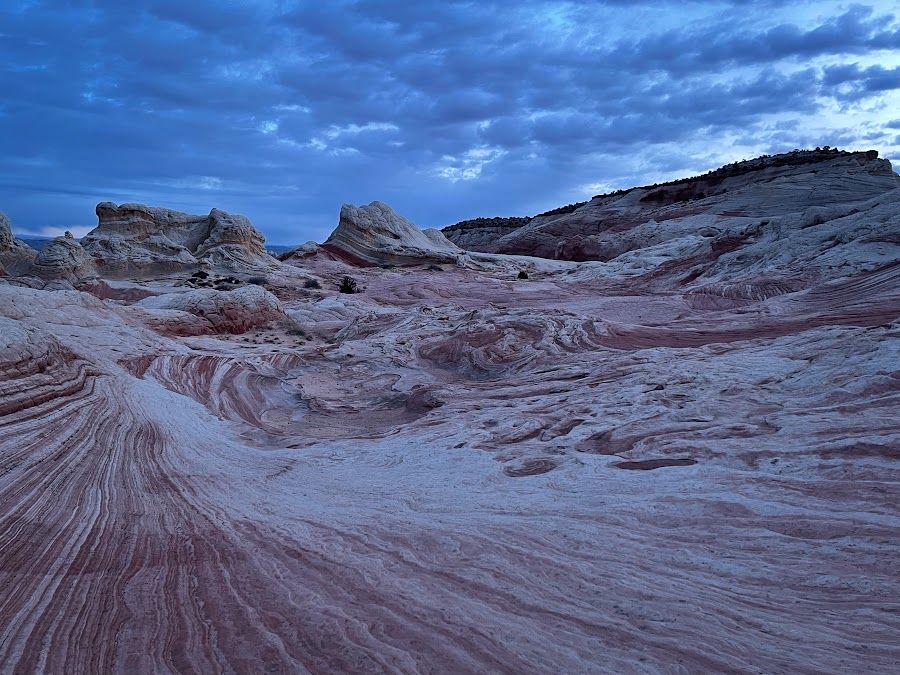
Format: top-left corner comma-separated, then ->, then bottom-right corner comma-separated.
444,147 -> 875,231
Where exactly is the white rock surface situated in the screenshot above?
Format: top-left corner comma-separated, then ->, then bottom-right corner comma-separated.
81,202 -> 279,276
28,231 -> 97,282
132,284 -> 287,334
281,240 -> 320,260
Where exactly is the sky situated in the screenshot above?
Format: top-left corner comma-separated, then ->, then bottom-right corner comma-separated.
1,1 -> 899,244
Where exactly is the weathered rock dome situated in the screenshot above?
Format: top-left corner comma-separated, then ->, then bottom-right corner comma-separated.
324,201 -> 466,266
28,232 -> 97,282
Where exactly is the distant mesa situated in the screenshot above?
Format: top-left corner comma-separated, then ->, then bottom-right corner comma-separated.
4,147 -> 899,291
80,202 -> 278,277
0,211 -> 37,277
441,149 -> 900,272
323,201 -> 467,267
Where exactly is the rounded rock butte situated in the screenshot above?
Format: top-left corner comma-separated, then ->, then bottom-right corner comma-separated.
80,202 -> 279,277
324,200 -> 469,267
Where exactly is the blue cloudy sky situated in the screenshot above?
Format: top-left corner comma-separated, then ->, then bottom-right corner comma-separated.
2,0 -> 899,244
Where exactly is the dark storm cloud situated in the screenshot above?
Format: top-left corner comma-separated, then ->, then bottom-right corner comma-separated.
608,4 -> 899,74
1,0 -> 898,242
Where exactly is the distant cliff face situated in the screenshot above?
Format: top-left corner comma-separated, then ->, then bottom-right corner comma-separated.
442,149 -> 898,260
440,216 -> 532,251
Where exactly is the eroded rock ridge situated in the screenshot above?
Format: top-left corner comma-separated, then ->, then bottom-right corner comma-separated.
81,202 -> 277,276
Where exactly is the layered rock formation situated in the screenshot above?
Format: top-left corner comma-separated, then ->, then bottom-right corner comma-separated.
0,314 -> 99,419
81,202 -> 278,276
0,211 -> 36,276
27,231 -> 97,282
440,215 -> 531,250
132,284 -> 287,335
443,149 -> 900,284
324,201 -> 466,266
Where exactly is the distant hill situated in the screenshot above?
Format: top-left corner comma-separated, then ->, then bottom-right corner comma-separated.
441,148 -> 898,264
18,237 -> 54,252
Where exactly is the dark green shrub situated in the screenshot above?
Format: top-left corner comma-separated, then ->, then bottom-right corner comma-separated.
338,276 -> 358,294
517,270 -> 529,279
303,278 -> 321,289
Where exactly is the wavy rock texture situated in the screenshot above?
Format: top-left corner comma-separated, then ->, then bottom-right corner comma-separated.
27,232 -> 97,282
131,285 -> 288,335
1,249 -> 899,673
2,160 -> 900,672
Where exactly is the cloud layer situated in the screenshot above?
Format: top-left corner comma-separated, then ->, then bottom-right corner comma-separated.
1,0 -> 899,242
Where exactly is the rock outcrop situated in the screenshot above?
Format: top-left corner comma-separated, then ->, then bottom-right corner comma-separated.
324,201 -> 466,266
279,241 -> 320,262
81,203 -> 278,277
440,216 -> 532,251
0,211 -> 37,276
131,284 -> 287,335
0,315 -> 95,418
441,149 -> 900,283
28,232 -> 97,282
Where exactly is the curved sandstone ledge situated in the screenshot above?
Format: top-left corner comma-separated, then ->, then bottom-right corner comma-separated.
0,317 -> 98,418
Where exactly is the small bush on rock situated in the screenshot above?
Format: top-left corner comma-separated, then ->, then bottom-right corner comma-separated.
338,276 -> 358,294
247,276 -> 268,286
303,278 -> 321,289
517,270 -> 529,279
